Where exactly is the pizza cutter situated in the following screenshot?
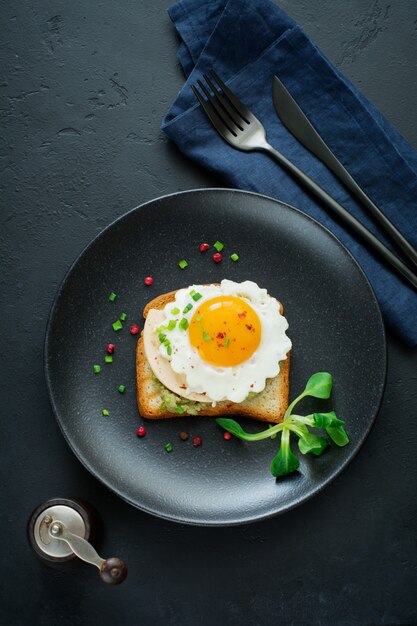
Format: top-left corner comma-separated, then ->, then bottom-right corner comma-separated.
27,498 -> 127,585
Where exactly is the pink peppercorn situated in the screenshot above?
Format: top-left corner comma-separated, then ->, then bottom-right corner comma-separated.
130,324 -> 140,335
144,276 -> 153,286
106,343 -> 116,354
192,435 -> 202,447
136,426 -> 146,437
223,431 -> 232,440
199,243 -> 210,252
212,252 -> 222,263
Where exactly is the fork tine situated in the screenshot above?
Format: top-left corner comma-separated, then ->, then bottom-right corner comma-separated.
203,74 -> 245,130
210,69 -> 251,124
197,80 -> 241,136
192,84 -> 237,138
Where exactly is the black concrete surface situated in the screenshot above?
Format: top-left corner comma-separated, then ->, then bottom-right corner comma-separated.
1,1 -> 416,625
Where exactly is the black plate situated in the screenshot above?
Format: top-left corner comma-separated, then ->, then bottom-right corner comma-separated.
45,189 -> 386,525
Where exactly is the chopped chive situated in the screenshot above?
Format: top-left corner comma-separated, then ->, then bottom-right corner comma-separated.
183,303 -> 193,314
203,332 -> 211,342
112,319 -> 123,331
118,385 -> 126,393
196,314 -> 203,322
192,292 -> 202,301
190,289 -> 196,296
163,338 -> 170,347
225,337 -> 230,347
104,355 -> 113,363
175,406 -> 185,414
230,253 -> 239,262
102,409 -> 109,416
167,345 -> 172,356
178,259 -> 188,270
165,442 -> 173,453
93,365 -> 101,374
171,307 -> 180,315
158,332 -> 166,343
108,292 -> 117,302
179,318 -> 189,330
214,241 -> 224,252
120,312 -> 127,321
167,319 -> 177,331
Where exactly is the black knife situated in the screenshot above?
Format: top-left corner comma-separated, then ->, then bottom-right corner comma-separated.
272,75 -> 417,270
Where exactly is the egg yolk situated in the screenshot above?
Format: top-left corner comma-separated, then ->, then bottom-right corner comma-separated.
188,296 -> 261,366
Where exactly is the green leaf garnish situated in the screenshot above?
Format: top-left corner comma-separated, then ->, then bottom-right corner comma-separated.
179,318 -> 189,330
167,320 -> 177,331
216,372 -> 349,478
270,428 -> 299,477
213,241 -> 224,252
158,332 -> 166,343
298,431 -> 328,456
192,292 -> 202,301
312,411 -> 344,428
216,419 -> 246,438
178,259 -> 188,270
203,332 -> 211,342
183,303 -> 193,314
303,372 -> 333,399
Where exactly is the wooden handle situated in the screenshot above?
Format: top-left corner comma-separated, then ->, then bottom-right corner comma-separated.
99,557 -> 128,585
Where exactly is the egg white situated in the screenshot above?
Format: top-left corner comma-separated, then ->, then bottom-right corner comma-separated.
156,279 -> 292,404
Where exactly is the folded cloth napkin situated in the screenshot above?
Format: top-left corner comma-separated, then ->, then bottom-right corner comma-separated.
162,0 -> 417,346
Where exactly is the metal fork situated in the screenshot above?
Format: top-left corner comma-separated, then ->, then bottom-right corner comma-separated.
192,70 -> 417,290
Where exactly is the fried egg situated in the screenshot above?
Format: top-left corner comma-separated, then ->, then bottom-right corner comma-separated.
143,280 -> 292,404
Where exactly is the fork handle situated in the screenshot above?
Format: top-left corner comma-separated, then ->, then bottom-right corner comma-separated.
262,143 -> 417,291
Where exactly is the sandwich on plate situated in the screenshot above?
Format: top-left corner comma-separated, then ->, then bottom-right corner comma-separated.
136,279 -> 292,422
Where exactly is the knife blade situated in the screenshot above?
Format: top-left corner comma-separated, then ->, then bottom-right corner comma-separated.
272,75 -> 417,269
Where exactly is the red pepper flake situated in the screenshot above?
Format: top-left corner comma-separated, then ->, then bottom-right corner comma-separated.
216,332 -> 225,339
238,311 -> 247,319
250,384 -> 254,388
212,252 -> 222,264
201,392 -> 206,396
226,403 -> 233,408
130,324 -> 140,335
144,276 -> 153,286
192,435 -> 202,447
136,426 -> 146,437
223,431 -> 232,440
199,243 -> 210,252
106,343 -> 116,354
245,324 -> 253,331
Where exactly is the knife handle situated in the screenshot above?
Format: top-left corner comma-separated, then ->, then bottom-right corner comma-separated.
262,143 -> 417,291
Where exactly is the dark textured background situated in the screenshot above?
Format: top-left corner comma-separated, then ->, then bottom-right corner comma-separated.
1,1 -> 416,624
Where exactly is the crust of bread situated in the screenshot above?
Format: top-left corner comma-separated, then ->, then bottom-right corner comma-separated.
137,287 -> 290,423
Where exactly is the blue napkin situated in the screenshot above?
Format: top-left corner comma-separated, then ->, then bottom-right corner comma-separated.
162,0 -> 417,346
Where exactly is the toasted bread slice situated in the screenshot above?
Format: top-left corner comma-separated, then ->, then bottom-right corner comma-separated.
136,289 -> 290,423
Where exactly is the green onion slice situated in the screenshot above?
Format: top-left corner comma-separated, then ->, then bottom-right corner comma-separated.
179,318 -> 189,330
